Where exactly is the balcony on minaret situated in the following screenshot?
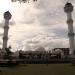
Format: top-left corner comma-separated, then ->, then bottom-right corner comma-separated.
3,37 -> 8,40
68,32 -> 74,37
4,26 -> 9,29
67,19 -> 73,24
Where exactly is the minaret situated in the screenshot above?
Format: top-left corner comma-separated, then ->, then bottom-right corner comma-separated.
3,11 -> 12,51
64,3 -> 75,54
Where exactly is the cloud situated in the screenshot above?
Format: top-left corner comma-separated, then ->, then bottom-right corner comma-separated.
0,0 -> 74,51
0,22 -> 4,28
0,20 -> 15,29
9,20 -> 15,26
0,33 -> 3,36
9,0 -> 69,51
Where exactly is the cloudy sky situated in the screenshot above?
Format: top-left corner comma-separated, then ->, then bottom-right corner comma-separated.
0,0 -> 75,51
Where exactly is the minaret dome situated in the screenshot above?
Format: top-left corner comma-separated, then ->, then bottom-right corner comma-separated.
4,11 -> 12,20
64,3 -> 73,13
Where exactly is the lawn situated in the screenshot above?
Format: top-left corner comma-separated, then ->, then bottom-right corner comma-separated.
0,64 -> 75,75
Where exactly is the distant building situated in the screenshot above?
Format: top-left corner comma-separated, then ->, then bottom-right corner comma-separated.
35,46 -> 46,51
53,48 -> 69,55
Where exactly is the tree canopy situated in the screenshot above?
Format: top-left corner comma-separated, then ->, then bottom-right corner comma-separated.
11,0 -> 37,3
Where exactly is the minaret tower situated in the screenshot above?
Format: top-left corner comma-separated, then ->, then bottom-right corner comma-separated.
64,3 -> 75,54
3,11 -> 12,51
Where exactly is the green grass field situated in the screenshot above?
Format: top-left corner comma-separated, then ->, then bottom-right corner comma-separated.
0,64 -> 75,75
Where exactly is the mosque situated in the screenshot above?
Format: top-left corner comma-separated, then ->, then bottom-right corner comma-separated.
0,2 -> 75,60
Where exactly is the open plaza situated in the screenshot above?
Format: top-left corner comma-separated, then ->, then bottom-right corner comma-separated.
0,64 -> 75,75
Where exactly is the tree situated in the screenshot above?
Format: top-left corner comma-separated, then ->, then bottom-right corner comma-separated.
11,0 -> 37,3
5,47 -> 13,59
